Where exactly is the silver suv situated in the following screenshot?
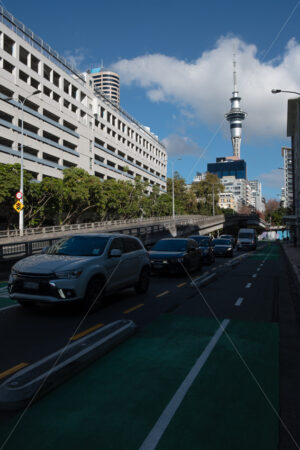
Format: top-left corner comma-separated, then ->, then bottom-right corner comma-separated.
8,233 -> 150,308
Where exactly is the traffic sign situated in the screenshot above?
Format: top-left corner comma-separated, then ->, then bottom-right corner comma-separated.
13,201 -> 24,213
16,192 -> 22,200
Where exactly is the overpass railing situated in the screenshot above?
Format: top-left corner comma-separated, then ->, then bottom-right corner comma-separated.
0,215 -> 225,261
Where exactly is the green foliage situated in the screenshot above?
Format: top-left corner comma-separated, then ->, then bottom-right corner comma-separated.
191,173 -> 224,215
0,164 -> 224,229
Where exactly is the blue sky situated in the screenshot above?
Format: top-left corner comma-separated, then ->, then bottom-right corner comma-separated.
5,0 -> 300,199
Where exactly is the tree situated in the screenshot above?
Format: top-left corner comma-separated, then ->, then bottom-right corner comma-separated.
60,168 -> 105,224
191,173 -> 224,215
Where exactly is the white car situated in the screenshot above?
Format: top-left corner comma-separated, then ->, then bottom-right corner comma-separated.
8,233 -> 150,309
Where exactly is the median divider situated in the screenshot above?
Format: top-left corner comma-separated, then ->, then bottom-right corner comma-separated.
190,272 -> 217,288
0,319 -> 136,411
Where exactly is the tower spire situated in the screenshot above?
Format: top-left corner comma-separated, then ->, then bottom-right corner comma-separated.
224,53 -> 247,159
233,53 -> 237,93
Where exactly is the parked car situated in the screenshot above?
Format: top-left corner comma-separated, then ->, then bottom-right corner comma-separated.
8,233 -> 150,308
237,228 -> 257,250
219,234 -> 235,247
149,238 -> 202,274
188,235 -> 215,264
212,238 -> 234,257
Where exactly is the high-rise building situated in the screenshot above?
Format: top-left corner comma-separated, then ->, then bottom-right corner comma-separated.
89,68 -> 120,106
0,7 -> 167,192
224,55 -> 247,159
207,157 -> 247,179
249,180 -> 264,212
220,176 -> 250,206
281,146 -> 293,209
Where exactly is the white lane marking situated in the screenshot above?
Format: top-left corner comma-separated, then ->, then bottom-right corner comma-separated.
246,283 -> 252,288
252,274 -> 257,278
257,268 -> 261,271
0,285 -> 9,298
139,319 -> 230,450
235,297 -> 244,306
0,304 -> 19,311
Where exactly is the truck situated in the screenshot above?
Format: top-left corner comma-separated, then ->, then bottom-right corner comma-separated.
237,228 -> 257,250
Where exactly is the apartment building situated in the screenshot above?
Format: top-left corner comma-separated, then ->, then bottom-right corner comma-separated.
0,8 -> 167,192
281,146 -> 293,209
218,192 -> 238,211
220,176 -> 249,206
89,68 -> 120,106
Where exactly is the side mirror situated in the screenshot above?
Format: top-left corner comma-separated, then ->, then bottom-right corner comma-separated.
110,249 -> 122,258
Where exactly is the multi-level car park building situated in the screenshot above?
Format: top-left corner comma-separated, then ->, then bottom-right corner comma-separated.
0,8 -> 167,193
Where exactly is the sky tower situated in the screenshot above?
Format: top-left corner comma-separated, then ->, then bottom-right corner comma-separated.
225,55 -> 247,159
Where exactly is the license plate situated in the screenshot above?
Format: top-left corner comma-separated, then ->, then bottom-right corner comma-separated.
153,263 -> 163,269
23,281 -> 39,290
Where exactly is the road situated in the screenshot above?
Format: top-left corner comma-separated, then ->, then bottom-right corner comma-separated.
0,242 -> 298,449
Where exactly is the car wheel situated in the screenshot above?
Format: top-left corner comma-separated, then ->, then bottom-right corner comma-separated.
84,277 -> 105,310
135,266 -> 150,294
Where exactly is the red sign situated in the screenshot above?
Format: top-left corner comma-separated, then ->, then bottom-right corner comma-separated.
16,192 -> 22,200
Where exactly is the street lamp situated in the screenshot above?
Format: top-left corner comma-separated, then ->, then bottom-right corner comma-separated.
271,89 -> 300,96
1,89 -> 41,236
171,158 -> 182,220
272,88 -> 300,246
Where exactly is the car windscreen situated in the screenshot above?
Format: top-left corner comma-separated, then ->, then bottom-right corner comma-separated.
151,240 -> 187,252
189,236 -> 209,242
213,239 -> 230,245
47,236 -> 110,256
239,233 -> 254,239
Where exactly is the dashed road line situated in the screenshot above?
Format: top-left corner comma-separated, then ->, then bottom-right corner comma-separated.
123,304 -> 144,314
156,291 -> 170,298
257,268 -> 261,271
252,274 -> 257,278
71,323 -> 104,341
177,282 -> 186,288
0,362 -> 28,380
235,297 -> 244,306
246,283 -> 252,288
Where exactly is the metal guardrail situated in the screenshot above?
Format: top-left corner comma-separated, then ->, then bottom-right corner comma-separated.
0,215 -> 225,261
0,215 -> 222,240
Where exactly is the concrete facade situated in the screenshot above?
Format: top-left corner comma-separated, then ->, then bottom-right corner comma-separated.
0,8 -> 167,192
281,146 -> 293,209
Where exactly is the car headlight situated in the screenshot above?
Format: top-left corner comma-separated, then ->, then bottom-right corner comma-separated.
226,248 -> 232,251
55,269 -> 83,279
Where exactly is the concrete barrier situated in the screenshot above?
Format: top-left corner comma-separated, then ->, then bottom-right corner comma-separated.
0,320 -> 136,410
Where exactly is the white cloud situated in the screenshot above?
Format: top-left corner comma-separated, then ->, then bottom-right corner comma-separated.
162,134 -> 204,156
64,48 -> 87,70
112,36 -> 300,139
258,169 -> 284,188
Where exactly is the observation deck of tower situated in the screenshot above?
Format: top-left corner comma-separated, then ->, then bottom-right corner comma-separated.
225,55 -> 247,159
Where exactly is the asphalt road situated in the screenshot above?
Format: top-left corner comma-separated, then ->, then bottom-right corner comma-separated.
0,242 -> 298,449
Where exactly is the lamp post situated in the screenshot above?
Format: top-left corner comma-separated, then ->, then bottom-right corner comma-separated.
2,89 -> 41,236
272,89 -> 300,245
171,158 -> 182,220
271,89 -> 300,96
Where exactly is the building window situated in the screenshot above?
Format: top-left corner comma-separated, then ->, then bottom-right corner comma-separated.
3,34 -> 15,55
3,60 -> 14,74
31,55 -> 40,73
19,46 -> 29,65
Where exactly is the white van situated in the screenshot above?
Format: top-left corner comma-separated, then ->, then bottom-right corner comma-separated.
237,228 -> 257,250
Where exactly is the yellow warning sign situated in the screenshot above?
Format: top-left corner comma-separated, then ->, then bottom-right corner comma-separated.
13,200 -> 24,213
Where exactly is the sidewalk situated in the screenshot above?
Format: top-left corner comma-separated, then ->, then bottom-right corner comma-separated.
278,242 -> 300,449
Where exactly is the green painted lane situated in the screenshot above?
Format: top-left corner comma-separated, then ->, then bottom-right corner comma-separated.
0,315 -> 278,450
0,282 -> 16,309
157,320 -> 278,450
